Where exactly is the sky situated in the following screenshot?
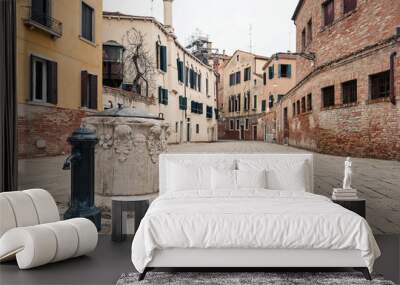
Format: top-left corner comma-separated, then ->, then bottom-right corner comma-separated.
103,0 -> 298,57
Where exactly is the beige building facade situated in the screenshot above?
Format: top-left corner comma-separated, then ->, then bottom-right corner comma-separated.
218,50 -> 269,140
102,3 -> 218,144
259,53 -> 297,142
17,0 -> 103,158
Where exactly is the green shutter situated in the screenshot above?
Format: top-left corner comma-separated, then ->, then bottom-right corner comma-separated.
262,100 -> 266,112
160,45 -> 167,72
278,64 -> 282,78
287,64 -> 292,78
158,86 -> 162,103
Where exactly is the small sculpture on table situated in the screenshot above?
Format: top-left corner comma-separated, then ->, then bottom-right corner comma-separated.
343,157 -> 352,189
332,157 -> 358,200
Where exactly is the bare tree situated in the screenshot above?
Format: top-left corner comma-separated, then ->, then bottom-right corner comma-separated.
122,28 -> 155,96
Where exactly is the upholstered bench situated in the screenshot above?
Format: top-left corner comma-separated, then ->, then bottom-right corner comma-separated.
0,189 -> 98,269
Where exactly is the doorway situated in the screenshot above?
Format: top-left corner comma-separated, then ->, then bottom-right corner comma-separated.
186,121 -> 191,142
253,125 -> 257,140
283,107 -> 289,142
240,125 -> 245,140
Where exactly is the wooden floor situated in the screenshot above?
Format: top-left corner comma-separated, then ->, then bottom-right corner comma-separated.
0,235 -> 398,285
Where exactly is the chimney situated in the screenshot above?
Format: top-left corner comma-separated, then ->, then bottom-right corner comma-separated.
163,0 -> 174,33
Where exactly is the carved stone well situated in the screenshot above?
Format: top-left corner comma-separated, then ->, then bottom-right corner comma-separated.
81,107 -> 170,209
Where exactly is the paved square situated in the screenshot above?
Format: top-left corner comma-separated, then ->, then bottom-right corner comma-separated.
18,141 -> 400,234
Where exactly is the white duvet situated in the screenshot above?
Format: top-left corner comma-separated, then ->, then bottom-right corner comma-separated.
131,190 -> 380,273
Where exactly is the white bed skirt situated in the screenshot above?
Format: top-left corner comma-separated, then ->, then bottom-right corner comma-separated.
148,248 -> 366,268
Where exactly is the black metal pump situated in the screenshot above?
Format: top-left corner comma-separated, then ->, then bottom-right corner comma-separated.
63,127 -> 101,231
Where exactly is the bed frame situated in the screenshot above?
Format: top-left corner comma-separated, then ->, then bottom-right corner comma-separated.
139,249 -> 371,280
138,154 -> 372,281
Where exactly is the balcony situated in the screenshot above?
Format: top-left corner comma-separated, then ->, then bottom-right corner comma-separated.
24,8 -> 62,38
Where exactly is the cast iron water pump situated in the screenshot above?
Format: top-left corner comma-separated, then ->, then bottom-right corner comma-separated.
63,127 -> 101,231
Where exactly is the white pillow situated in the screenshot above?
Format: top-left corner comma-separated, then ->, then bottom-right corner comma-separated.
266,162 -> 306,191
237,169 -> 267,189
211,168 -> 237,191
168,163 -> 212,191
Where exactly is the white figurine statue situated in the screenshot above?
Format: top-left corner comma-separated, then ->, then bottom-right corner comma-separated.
343,157 -> 352,190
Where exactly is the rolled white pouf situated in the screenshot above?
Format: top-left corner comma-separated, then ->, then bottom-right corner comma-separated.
0,191 -> 39,227
23,189 -> 60,224
0,226 -> 57,269
42,221 -> 79,263
0,196 -> 17,237
64,218 -> 98,257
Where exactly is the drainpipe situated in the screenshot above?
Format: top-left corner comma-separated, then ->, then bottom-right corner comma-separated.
390,52 -> 397,105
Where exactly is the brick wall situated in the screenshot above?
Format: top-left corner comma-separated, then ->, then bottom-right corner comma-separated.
295,0 -> 400,82
18,104 -> 89,159
273,43 -> 400,160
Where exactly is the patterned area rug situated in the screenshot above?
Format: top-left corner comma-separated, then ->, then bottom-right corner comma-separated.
116,272 -> 395,285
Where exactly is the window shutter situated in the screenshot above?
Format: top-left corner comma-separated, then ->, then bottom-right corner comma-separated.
198,74 -> 201,92
287,65 -> 292,78
46,60 -> 58,105
278,64 -> 282,78
158,86 -> 162,104
89,74 -> 98,109
164,89 -> 168,105
262,100 -> 266,112
81,70 -> 88,107
156,42 -> 160,69
160,45 -> 167,72
29,55 -> 34,101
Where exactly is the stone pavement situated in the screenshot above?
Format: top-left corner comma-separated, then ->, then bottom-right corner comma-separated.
18,141 -> 400,234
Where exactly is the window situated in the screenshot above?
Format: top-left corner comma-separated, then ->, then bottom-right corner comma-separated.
277,94 -> 284,102
342,79 -> 357,104
185,66 -> 189,86
301,97 -> 306,113
215,108 -> 219,120
31,0 -> 50,26
292,102 -> 296,116
206,78 -> 209,96
253,95 -> 257,110
301,28 -> 306,51
278,64 -> 291,78
177,59 -> 184,82
81,2 -> 94,42
191,101 -> 203,114
196,124 -> 199,134
269,95 -> 274,108
323,0 -> 335,27
237,55 -> 240,61
244,67 -> 251,81
81,71 -> 98,109
261,100 -> 266,112
268,65 -> 274,79
370,71 -> 390,99
229,73 -> 235,86
236,71 -> 241,84
263,72 -> 267,85
296,100 -> 300,114
237,94 -> 241,112
307,93 -> 312,111
245,119 -> 249,130
175,122 -> 178,132
254,79 -> 257,86
31,55 -> 58,104
178,96 -> 187,110
198,73 -> 201,92
343,0 -> 357,14
307,19 -> 313,44
322,85 -> 335,107
243,91 -> 250,111
236,119 -> 240,130
158,87 -> 168,105
229,119 -> 234,130
206,106 -> 213,119
157,44 -> 167,72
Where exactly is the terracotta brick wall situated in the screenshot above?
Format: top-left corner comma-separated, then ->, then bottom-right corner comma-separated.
273,45 -> 400,160
295,0 -> 400,82
18,104 -> 88,159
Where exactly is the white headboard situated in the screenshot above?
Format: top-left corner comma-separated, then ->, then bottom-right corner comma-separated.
159,153 -> 314,194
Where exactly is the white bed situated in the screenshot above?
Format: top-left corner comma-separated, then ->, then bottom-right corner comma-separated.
131,154 -> 380,280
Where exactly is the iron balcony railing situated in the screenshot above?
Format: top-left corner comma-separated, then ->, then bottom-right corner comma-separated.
24,7 -> 62,38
